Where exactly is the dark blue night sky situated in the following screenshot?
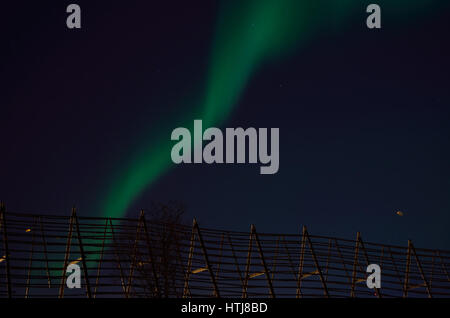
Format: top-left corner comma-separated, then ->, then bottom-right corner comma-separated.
2,1 -> 450,249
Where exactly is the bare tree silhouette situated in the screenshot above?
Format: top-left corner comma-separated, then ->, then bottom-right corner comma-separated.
126,201 -> 189,298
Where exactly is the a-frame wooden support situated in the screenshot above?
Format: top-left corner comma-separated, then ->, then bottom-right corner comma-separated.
296,226 -> 329,298
58,207 -> 92,298
403,240 -> 432,298
183,218 -> 220,297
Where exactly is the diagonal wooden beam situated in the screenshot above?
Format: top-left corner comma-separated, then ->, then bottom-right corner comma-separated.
227,233 -> 244,288
295,226 -> 307,298
126,211 -> 144,297
73,209 -> 92,298
183,219 -> 196,298
94,219 -> 108,298
303,226 -> 329,298
252,224 -> 275,298
403,240 -> 412,298
58,207 -> 75,298
109,218 -> 129,298
39,216 -> 52,289
242,226 -> 254,298
141,213 -> 161,298
25,217 -> 37,298
194,219 -> 220,298
350,232 -> 361,297
357,234 -> 382,298
409,241 -> 432,298
0,203 -> 12,298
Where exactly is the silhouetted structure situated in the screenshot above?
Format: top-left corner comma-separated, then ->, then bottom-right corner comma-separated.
1,203 -> 449,298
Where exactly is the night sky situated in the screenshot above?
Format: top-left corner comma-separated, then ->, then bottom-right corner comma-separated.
2,1 -> 450,249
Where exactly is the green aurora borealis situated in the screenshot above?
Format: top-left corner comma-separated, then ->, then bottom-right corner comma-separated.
99,0 -> 447,218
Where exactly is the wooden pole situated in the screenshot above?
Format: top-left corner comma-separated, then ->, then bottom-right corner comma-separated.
73,210 -> 92,298
194,219 -> 220,298
1,203 -> 12,298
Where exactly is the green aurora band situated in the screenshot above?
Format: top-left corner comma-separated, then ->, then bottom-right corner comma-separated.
100,0 -> 447,218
